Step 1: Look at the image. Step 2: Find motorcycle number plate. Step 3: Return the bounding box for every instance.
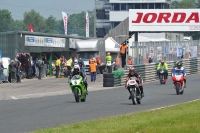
[130,81,135,84]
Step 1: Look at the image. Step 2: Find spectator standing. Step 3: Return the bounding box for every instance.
[89,59,97,82]
[106,52,112,73]
[128,56,133,65]
[66,57,73,76]
[55,58,61,78]
[36,58,44,80]
[78,58,86,76]
[15,58,21,83]
[115,55,120,68]
[9,60,17,83]
[96,56,103,74]
[120,43,128,68]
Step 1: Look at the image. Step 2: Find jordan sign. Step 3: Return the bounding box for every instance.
[129,9,200,32]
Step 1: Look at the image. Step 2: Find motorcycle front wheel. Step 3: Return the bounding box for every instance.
[74,87,80,102]
[176,84,180,95]
[131,89,137,105]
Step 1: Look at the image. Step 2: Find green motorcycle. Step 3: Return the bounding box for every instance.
[69,75,87,102]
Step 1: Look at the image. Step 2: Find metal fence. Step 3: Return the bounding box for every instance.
[129,41,200,65]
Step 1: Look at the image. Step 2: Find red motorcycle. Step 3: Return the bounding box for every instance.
[172,73,184,95]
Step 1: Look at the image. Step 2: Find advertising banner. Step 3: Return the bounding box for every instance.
[86,11,89,37]
[62,12,68,35]
[168,46,173,54]
[25,35,65,48]
[177,46,182,57]
[164,46,169,54]
[129,9,200,31]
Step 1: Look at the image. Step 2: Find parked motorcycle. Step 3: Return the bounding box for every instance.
[69,75,87,102]
[19,67,27,79]
[159,68,166,84]
[172,73,184,95]
[126,77,142,105]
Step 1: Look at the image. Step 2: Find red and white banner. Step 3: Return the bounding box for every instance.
[86,11,89,37]
[62,12,68,35]
[129,9,200,32]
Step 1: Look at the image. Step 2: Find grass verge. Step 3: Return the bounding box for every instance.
[32,100,200,133]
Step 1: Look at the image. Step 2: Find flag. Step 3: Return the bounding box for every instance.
[86,11,89,37]
[29,24,34,32]
[62,12,68,35]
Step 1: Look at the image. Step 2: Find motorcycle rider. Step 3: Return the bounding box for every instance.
[71,65,88,94]
[172,62,186,88]
[125,67,144,99]
[157,60,168,80]
[171,60,181,76]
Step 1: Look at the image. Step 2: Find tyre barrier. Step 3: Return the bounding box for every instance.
[103,73,114,87]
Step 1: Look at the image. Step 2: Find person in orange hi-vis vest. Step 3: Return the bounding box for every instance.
[120,43,128,68]
[128,56,133,65]
[89,59,97,82]
[115,56,120,68]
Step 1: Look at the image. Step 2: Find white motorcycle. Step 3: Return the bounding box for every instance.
[126,77,142,105]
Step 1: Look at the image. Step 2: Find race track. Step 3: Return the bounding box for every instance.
[0,74,200,133]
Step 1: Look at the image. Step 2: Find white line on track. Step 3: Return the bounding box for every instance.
[149,98,200,111]
[10,96,18,100]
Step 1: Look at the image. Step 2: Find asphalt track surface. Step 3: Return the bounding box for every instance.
[0,74,200,133]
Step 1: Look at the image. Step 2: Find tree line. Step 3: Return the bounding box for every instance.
[170,0,200,40]
[0,9,94,37]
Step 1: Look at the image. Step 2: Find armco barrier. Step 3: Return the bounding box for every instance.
[117,58,200,86]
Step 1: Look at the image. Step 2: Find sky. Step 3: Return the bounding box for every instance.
[0,0,95,20]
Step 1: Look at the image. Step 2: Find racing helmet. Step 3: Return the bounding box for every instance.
[161,59,165,65]
[74,59,78,63]
[177,62,182,69]
[129,66,135,73]
[73,65,79,74]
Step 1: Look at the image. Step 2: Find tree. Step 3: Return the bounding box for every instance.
[170,1,180,9]
[0,9,14,32]
[67,11,94,36]
[23,9,46,32]
[45,15,58,34]
[12,20,27,31]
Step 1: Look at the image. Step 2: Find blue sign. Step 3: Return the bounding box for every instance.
[0,50,2,59]
[27,37,35,42]
[46,38,52,43]
[177,46,182,57]
[164,46,169,54]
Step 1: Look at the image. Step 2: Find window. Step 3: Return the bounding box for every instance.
[164,3,169,9]
[96,28,106,37]
[96,10,105,19]
[79,52,96,61]
[135,3,140,9]
[141,3,147,9]
[128,3,134,9]
[121,3,127,10]
[149,3,154,9]
[155,3,161,9]
[114,3,120,11]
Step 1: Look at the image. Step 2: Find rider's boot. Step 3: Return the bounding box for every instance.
[128,88,132,100]
[139,86,144,97]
